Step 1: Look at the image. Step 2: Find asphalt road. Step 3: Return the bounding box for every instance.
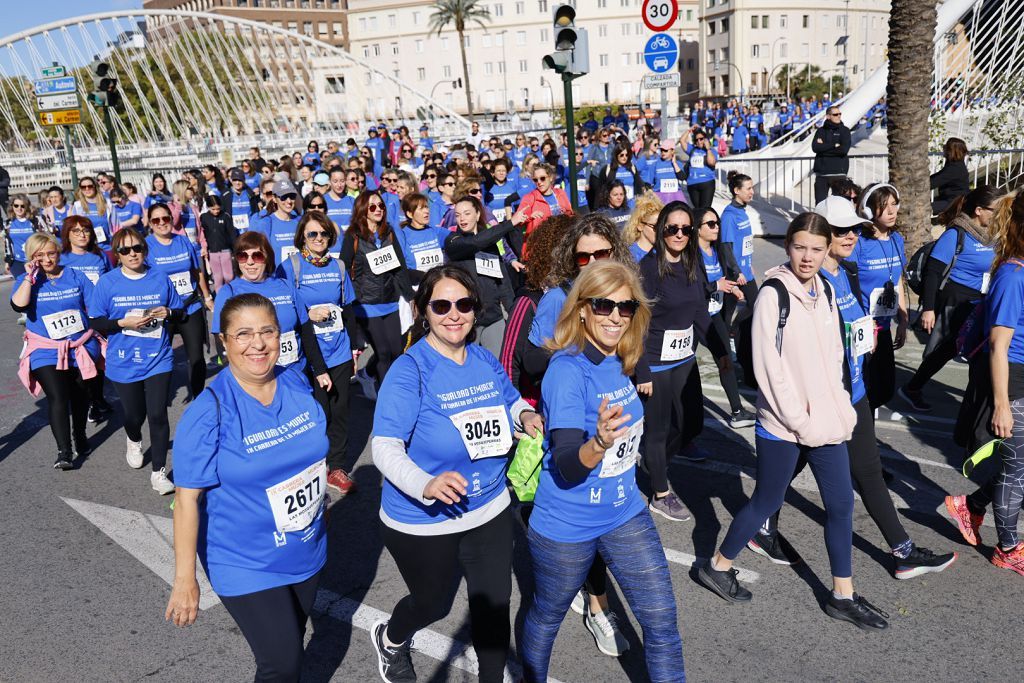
[0,238,1018,683]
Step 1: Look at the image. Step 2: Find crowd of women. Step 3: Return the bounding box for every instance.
[6,122,1023,683]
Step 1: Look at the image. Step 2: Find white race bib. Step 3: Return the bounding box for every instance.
[277,330,299,366]
[311,303,344,334]
[598,419,644,478]
[576,178,588,193]
[123,308,163,339]
[413,248,444,272]
[868,287,898,318]
[449,405,513,460]
[233,213,250,230]
[169,270,193,296]
[94,226,107,243]
[741,234,754,257]
[659,178,680,193]
[492,208,507,223]
[690,154,705,169]
[366,244,400,274]
[981,272,991,294]
[42,308,85,339]
[660,326,694,362]
[708,291,724,315]
[624,184,635,200]
[281,245,300,262]
[848,316,874,357]
[475,252,503,279]
[265,459,326,533]
[184,228,198,245]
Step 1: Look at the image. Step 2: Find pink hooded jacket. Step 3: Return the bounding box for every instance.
[753,265,856,446]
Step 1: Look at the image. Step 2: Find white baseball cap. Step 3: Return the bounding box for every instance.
[814,195,869,228]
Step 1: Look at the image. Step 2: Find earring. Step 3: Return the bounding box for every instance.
[579,316,585,323]
[421,319,429,331]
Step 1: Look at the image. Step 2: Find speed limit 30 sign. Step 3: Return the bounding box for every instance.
[642,0,678,33]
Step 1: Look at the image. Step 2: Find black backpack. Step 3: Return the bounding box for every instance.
[905,226,965,296]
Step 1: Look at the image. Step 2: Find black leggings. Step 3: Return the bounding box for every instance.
[642,360,696,493]
[357,311,404,383]
[111,372,172,471]
[86,368,111,409]
[687,180,716,210]
[220,571,321,683]
[31,365,89,452]
[710,313,743,412]
[382,507,514,683]
[167,310,207,399]
[866,326,896,409]
[907,299,976,392]
[722,280,759,388]
[309,361,352,471]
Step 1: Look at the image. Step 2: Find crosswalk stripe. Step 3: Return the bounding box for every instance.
[661,548,760,583]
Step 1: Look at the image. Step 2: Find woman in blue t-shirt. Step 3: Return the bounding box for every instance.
[593,180,631,229]
[370,266,542,683]
[522,260,684,682]
[166,293,329,681]
[88,228,186,494]
[681,127,718,209]
[400,192,449,285]
[10,233,100,469]
[851,183,909,409]
[71,177,112,250]
[601,144,643,210]
[5,194,46,285]
[902,185,1005,411]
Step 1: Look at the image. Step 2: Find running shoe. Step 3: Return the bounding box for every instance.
[698,562,752,603]
[825,593,889,631]
[151,468,175,495]
[648,492,692,521]
[53,449,73,471]
[675,443,710,462]
[327,468,357,496]
[17,313,26,326]
[944,494,983,546]
[73,432,90,459]
[991,543,1024,577]
[747,531,802,565]
[570,589,587,616]
[126,437,144,469]
[356,368,378,401]
[87,403,111,424]
[898,385,932,413]
[893,546,957,579]
[584,604,630,657]
[371,620,416,683]
[729,408,756,429]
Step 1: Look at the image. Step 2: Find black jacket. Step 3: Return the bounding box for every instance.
[443,220,518,327]
[0,165,9,207]
[200,212,236,253]
[930,161,969,206]
[812,120,851,175]
[340,230,413,306]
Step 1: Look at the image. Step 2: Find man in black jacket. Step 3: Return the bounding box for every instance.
[812,107,852,204]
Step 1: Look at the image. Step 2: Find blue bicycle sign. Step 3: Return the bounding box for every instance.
[643,33,678,74]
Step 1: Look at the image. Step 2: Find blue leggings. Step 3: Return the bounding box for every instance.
[720,436,855,577]
[522,510,684,683]
[994,398,1024,550]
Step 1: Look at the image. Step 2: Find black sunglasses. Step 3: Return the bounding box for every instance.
[309,203,326,209]
[831,225,861,237]
[701,220,720,229]
[116,244,144,255]
[574,248,614,267]
[588,297,640,318]
[663,224,694,238]
[305,230,330,239]
[427,297,477,316]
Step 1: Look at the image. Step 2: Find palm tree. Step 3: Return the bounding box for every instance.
[886,0,938,256]
[428,0,491,119]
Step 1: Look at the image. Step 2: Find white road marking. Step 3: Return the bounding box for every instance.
[661,548,760,583]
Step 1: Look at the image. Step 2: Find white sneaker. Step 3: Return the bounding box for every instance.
[126,437,144,469]
[17,313,27,326]
[570,589,587,615]
[151,468,175,495]
[584,604,630,657]
[356,368,378,401]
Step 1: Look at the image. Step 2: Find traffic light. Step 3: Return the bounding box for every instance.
[542,3,589,76]
[88,59,121,108]
[452,77,463,89]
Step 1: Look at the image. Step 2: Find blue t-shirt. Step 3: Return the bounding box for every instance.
[373,340,522,525]
[323,193,352,232]
[212,276,310,369]
[145,234,202,315]
[486,181,516,218]
[88,268,184,383]
[987,261,1024,364]
[701,245,726,316]
[849,233,905,323]
[614,167,637,208]
[14,268,100,370]
[650,160,683,195]
[429,198,452,230]
[143,193,170,212]
[530,348,646,542]
[76,202,111,246]
[819,266,867,405]
[6,218,36,262]
[401,225,450,273]
[114,201,143,230]
[630,242,650,263]
[720,203,754,280]
[599,205,631,230]
[685,146,715,185]
[50,205,71,232]
[930,227,994,293]
[278,255,356,369]
[61,250,110,285]
[227,190,253,230]
[256,214,301,266]
[573,169,590,208]
[173,366,328,596]
[528,285,568,347]
[542,193,562,216]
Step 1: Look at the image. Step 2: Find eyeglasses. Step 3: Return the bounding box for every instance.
[695,137,706,141]
[79,183,95,189]
[574,248,614,267]
[829,112,842,117]
[226,327,280,345]
[12,203,26,209]
[979,205,997,212]
[701,220,720,229]
[663,224,694,237]
[427,297,477,316]
[69,227,90,235]
[425,173,437,179]
[236,250,267,263]
[116,244,144,255]
[588,297,640,318]
[534,175,549,183]
[831,226,861,237]
[441,181,455,187]
[640,220,657,230]
[403,149,413,154]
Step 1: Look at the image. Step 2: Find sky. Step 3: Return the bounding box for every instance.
[2,0,141,40]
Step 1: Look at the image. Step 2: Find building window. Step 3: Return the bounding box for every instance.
[780,14,788,28]
[780,43,788,58]
[762,15,769,28]
[599,24,608,37]
[598,0,607,7]
[721,46,729,60]
[326,76,345,93]
[802,15,809,28]
[372,43,381,56]
[721,18,729,32]
[686,9,693,21]
[332,22,343,36]
[540,28,549,42]
[483,34,492,47]
[821,14,829,27]
[709,75,716,93]
[417,67,425,81]
[636,51,642,64]
[442,65,452,78]
[494,4,504,17]
[751,15,758,29]
[362,46,369,58]
[708,22,715,35]
[516,30,527,45]
[539,0,548,11]
[388,14,396,28]
[751,44,759,57]
[707,48,715,63]
[391,42,399,55]
[464,34,471,47]
[416,39,424,53]
[622,23,630,36]
[441,37,450,50]
[821,42,827,56]
[412,11,420,24]
[498,62,504,73]
[485,62,494,75]
[801,42,809,57]
[516,1,524,13]
[368,17,377,30]
[621,53,630,66]
[519,59,528,72]
[358,18,366,32]
[599,53,608,67]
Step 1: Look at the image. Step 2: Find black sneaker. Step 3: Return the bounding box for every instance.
[825,593,889,631]
[698,562,753,603]
[894,546,957,580]
[747,531,802,565]
[73,432,91,459]
[371,620,416,682]
[87,403,111,424]
[729,408,756,429]
[53,449,73,471]
[898,386,932,413]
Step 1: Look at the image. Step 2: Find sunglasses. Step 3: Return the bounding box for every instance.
[468,188,482,195]
[663,224,693,238]
[574,248,614,267]
[309,203,326,209]
[441,181,455,187]
[831,226,861,237]
[79,183,96,189]
[695,137,706,142]
[305,230,331,240]
[150,215,172,225]
[116,244,144,255]
[236,250,267,263]
[425,173,437,178]
[12,203,26,209]
[279,194,297,202]
[368,203,384,212]
[588,297,639,318]
[427,297,477,316]
[534,176,549,182]
[701,220,720,229]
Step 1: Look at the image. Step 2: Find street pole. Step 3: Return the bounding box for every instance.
[63,125,78,189]
[102,105,121,184]
[660,87,668,137]
[562,73,579,211]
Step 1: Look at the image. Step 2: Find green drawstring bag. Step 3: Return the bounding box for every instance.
[507,433,545,503]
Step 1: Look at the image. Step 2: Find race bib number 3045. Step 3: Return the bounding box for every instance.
[265,460,327,533]
[449,405,513,460]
